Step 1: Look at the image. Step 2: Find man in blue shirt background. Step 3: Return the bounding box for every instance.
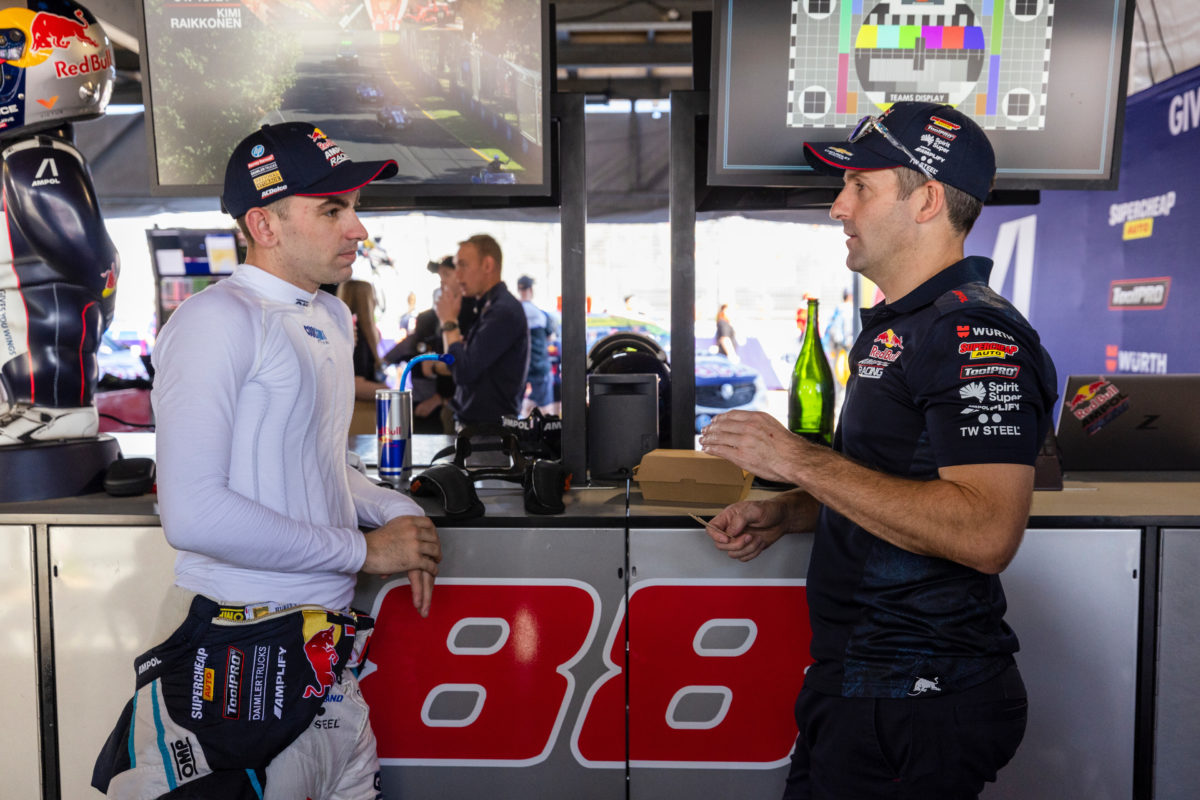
[434,234,529,427]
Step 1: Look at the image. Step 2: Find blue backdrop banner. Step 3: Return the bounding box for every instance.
[967,64,1200,384]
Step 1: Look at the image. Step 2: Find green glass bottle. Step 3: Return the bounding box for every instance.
[788,297,835,445]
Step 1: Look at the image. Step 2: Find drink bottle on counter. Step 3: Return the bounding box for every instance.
[788,297,835,445]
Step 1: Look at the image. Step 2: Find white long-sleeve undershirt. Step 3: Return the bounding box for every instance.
[151,264,421,609]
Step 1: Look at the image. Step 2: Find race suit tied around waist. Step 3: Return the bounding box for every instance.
[92,594,374,799]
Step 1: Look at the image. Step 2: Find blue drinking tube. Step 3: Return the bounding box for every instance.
[400,353,455,391]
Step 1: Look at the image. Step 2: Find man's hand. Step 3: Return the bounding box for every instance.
[699,410,814,485]
[414,394,443,417]
[706,498,793,562]
[363,516,441,616]
[435,281,463,324]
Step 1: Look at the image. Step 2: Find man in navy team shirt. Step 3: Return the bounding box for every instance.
[699,102,1057,799]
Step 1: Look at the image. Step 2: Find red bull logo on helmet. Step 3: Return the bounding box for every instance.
[0,6,100,69]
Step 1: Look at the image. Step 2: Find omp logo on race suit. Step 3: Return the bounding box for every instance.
[959,341,1018,360]
[1168,85,1200,135]
[1109,191,1175,240]
[360,578,810,768]
[170,737,198,780]
[191,647,210,720]
[1108,278,1170,310]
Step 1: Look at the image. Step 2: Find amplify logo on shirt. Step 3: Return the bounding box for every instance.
[303,325,329,344]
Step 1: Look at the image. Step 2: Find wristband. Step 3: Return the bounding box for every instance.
[441,320,459,333]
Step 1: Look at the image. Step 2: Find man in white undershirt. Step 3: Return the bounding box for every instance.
[94,122,442,800]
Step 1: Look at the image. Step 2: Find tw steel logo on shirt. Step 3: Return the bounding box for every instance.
[358,579,811,768]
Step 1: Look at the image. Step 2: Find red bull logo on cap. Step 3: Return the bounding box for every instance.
[301,612,343,699]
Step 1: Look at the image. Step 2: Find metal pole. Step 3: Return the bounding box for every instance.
[553,91,587,481]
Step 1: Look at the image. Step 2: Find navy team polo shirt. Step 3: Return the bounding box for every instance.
[803,256,1058,699]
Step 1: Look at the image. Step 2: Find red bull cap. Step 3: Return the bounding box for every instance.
[222,121,399,217]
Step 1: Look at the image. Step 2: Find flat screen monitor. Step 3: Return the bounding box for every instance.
[136,0,552,209]
[709,0,1135,192]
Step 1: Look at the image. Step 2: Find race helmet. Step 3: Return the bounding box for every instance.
[0,0,113,136]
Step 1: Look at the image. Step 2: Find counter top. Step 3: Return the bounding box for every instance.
[3,474,1199,527]
[2,432,1198,527]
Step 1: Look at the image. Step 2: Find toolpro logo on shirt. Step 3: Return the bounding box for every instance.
[958,341,1019,360]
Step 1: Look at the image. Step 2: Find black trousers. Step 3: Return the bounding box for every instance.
[783,665,1027,800]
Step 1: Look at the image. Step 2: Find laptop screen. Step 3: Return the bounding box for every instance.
[1055,374,1200,471]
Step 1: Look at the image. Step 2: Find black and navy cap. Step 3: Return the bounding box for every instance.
[517,275,534,290]
[222,122,399,218]
[803,102,995,202]
[426,255,455,273]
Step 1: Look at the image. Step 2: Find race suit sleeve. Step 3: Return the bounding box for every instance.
[153,290,367,575]
[346,465,425,528]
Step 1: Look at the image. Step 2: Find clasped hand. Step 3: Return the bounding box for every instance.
[363,515,442,617]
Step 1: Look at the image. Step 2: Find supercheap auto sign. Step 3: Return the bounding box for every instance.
[967,64,1200,379]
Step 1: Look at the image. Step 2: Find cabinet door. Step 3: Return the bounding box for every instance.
[1,525,40,800]
[353,526,627,800]
[627,528,814,800]
[982,528,1141,800]
[50,525,177,800]
[1155,529,1200,800]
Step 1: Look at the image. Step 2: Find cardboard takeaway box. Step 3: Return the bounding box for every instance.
[633,449,754,505]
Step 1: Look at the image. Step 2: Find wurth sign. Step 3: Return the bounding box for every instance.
[359,578,811,768]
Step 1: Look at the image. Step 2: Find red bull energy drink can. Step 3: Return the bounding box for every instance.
[376,389,412,486]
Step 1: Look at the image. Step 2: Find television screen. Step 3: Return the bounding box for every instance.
[709,0,1135,192]
[137,0,551,208]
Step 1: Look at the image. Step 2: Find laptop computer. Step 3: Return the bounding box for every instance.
[1055,374,1200,471]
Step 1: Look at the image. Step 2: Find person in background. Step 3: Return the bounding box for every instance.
[433,234,529,427]
[384,256,460,434]
[338,279,390,435]
[398,290,419,339]
[715,303,739,363]
[93,122,441,799]
[698,102,1058,800]
[338,279,389,401]
[517,274,559,416]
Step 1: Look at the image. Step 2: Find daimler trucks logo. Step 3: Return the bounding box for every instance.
[1108,277,1170,310]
